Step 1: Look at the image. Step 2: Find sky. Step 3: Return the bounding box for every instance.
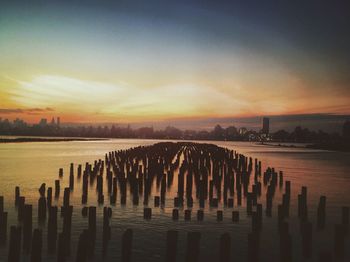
[0,0,349,127]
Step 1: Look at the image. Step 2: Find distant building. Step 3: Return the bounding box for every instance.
[39,118,47,126]
[343,121,350,139]
[262,117,270,134]
[51,117,56,126]
[57,117,61,127]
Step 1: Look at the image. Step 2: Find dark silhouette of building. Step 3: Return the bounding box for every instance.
[57,117,61,127]
[262,117,270,134]
[343,121,350,139]
[39,118,48,126]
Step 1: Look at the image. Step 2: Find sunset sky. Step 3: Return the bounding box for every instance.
[1,1,349,124]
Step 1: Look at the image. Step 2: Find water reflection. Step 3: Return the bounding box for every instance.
[0,140,349,261]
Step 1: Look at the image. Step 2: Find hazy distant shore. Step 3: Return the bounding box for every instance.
[0,137,109,143]
[261,142,350,152]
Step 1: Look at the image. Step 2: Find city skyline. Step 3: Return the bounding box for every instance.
[1,1,350,125]
[1,114,349,134]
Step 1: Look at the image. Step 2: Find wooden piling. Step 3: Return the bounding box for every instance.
[0,210,7,245]
[8,226,21,262]
[217,210,223,221]
[23,204,33,252]
[55,180,60,198]
[30,229,42,262]
[38,197,46,222]
[59,168,64,178]
[15,187,20,206]
[185,209,191,221]
[143,207,152,219]
[219,233,230,262]
[122,229,133,262]
[247,232,259,262]
[334,224,345,259]
[317,196,326,230]
[301,221,312,259]
[186,232,201,262]
[166,230,178,262]
[341,206,349,235]
[17,196,25,221]
[154,196,160,207]
[69,163,74,191]
[88,206,96,254]
[172,209,179,220]
[232,211,239,223]
[76,230,89,262]
[47,187,52,208]
[47,206,58,253]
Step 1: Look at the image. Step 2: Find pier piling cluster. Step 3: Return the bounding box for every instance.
[0,142,349,261]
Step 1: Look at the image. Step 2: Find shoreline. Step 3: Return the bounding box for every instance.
[260,142,350,152]
[0,137,109,143]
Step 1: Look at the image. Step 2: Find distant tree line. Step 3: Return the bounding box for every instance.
[272,126,342,143]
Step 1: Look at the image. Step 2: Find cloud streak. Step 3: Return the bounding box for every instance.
[0,107,54,114]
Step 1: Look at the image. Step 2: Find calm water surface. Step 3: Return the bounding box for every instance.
[0,139,349,261]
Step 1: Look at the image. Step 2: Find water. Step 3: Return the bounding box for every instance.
[0,139,349,261]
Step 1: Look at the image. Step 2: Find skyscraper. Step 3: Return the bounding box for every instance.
[262,117,270,134]
[57,117,60,127]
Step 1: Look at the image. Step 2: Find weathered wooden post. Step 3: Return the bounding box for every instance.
[88,206,96,254]
[103,207,112,255]
[47,187,52,208]
[55,180,60,198]
[154,196,160,207]
[186,232,201,262]
[166,230,178,262]
[185,209,192,221]
[38,196,46,223]
[122,229,133,262]
[15,187,20,206]
[8,226,21,262]
[0,208,7,245]
[62,205,73,257]
[69,163,74,191]
[17,196,25,221]
[30,229,42,262]
[172,209,179,220]
[301,221,312,259]
[23,204,33,252]
[232,211,239,223]
[317,196,326,230]
[197,210,204,221]
[47,206,58,253]
[217,210,223,221]
[334,224,345,259]
[57,232,65,262]
[219,233,230,262]
[77,164,82,179]
[247,232,259,262]
[341,206,349,235]
[143,207,152,219]
[59,168,64,178]
[76,230,89,262]
[279,221,292,262]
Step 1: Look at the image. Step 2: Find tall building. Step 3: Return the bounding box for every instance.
[262,117,270,134]
[39,118,48,126]
[57,117,60,127]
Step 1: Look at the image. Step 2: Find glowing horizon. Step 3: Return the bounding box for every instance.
[1,1,349,124]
